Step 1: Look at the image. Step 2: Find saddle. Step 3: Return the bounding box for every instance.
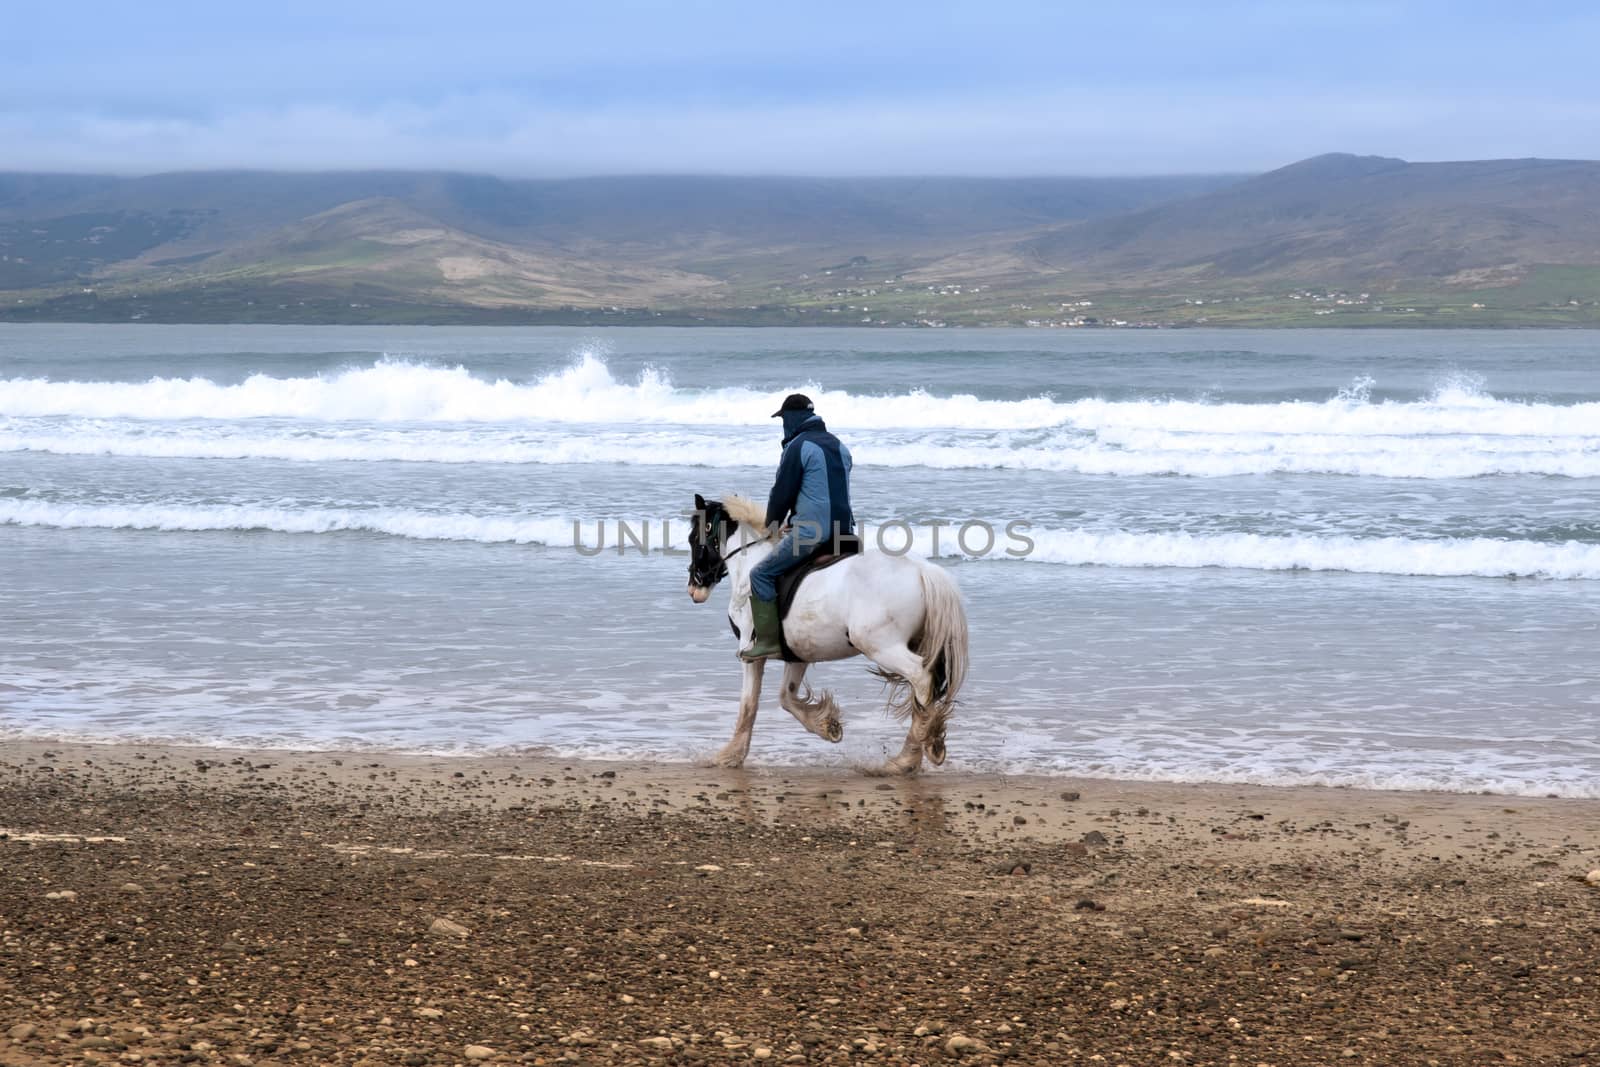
[775,532,862,662]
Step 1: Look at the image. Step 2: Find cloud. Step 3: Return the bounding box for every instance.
[7,3,1600,175]
[5,88,1600,177]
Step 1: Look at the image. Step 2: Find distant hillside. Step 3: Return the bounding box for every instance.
[0,170,1232,269]
[2,158,1598,326]
[0,170,1237,321]
[1021,154,1600,287]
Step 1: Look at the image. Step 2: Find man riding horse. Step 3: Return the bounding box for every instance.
[741,393,855,662]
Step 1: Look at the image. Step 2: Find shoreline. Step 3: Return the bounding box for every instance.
[3,735,1599,815]
[4,738,1599,1065]
[6,736,1599,853]
[6,731,1594,804]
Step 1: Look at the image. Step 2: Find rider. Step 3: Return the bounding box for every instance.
[741,393,855,662]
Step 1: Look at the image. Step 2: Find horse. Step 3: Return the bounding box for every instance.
[685,493,969,775]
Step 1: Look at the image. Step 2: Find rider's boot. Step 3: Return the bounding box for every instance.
[740,597,783,662]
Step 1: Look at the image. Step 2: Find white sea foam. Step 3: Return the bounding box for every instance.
[0,354,1064,429]
[7,500,1598,578]
[0,499,587,546]
[5,356,1598,478]
[6,420,1600,478]
[0,423,760,469]
[975,527,1600,580]
[4,720,1595,799]
[4,354,1598,439]
[970,754,1600,799]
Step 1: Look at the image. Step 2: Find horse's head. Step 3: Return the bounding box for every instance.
[686,493,730,603]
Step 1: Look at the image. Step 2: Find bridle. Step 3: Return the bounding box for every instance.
[688,502,759,589]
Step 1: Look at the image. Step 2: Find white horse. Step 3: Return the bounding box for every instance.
[685,493,969,774]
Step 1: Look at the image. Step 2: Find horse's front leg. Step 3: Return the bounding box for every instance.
[777,661,844,743]
[712,658,765,768]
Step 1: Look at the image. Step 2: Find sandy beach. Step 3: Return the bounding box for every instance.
[2,741,1598,1066]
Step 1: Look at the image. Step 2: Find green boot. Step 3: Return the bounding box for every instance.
[740,597,783,662]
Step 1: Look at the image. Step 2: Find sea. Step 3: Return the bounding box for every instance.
[2,324,1597,798]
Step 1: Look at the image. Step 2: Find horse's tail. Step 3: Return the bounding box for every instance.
[916,562,969,764]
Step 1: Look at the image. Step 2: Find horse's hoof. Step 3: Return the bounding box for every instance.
[928,736,947,765]
[823,719,843,743]
[876,758,928,777]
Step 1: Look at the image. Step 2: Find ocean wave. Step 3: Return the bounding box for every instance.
[5,355,1600,445]
[7,499,1599,579]
[0,500,587,546]
[5,417,1599,479]
[0,353,1062,429]
[992,527,1600,579]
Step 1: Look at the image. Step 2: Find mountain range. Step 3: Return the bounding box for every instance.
[3,155,1597,326]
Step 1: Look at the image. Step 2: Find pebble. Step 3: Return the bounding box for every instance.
[45,889,79,901]
[1585,869,1600,884]
[7,1023,37,1040]
[463,1045,495,1060]
[945,1034,990,1055]
[639,1036,674,1049]
[118,882,144,893]
[752,1048,772,1060]
[429,918,470,938]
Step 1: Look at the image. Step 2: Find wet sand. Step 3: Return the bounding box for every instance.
[3,739,1598,1066]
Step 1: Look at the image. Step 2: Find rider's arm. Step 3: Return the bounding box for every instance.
[765,441,804,530]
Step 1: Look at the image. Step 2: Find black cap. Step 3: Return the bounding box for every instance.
[771,393,815,418]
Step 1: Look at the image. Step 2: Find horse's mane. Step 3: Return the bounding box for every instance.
[721,494,775,539]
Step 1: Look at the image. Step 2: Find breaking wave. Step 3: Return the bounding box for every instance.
[2,353,1595,433]
[4,357,1599,478]
[7,500,1598,579]
[5,421,1596,478]
[0,353,1062,429]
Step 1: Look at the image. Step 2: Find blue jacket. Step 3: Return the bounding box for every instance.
[766,414,854,546]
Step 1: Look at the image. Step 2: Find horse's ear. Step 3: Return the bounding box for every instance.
[694,493,706,511]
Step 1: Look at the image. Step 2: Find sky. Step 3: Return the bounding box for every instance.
[6,1,1599,176]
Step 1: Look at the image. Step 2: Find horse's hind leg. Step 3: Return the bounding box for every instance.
[860,642,934,775]
[778,661,843,743]
[878,730,924,777]
[712,659,765,768]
